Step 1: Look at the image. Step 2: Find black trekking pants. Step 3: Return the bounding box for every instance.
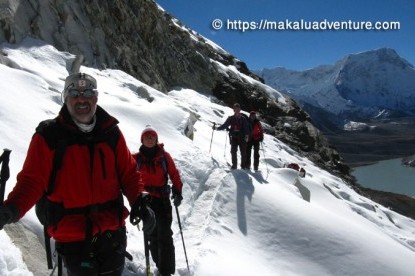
[148,197,176,275]
[230,135,247,169]
[246,140,260,170]
[55,227,127,276]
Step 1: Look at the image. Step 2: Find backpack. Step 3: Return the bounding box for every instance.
[251,120,263,141]
[34,119,121,273]
[286,163,306,178]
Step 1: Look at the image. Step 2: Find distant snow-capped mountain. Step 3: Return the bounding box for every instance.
[257,48,415,129]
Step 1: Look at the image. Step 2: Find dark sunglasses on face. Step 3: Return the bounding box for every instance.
[66,88,98,98]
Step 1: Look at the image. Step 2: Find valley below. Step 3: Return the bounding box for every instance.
[323,117,415,167]
[321,117,415,219]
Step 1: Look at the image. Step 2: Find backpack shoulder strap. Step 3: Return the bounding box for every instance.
[136,154,143,170]
[36,119,69,194]
[47,139,67,195]
[35,119,67,271]
[160,152,168,181]
[105,127,120,153]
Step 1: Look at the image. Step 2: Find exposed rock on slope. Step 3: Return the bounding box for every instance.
[0,0,349,178]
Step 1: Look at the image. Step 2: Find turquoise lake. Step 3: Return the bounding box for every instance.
[351,158,415,197]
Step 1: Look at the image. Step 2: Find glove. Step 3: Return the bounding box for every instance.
[0,204,19,230]
[130,194,156,234]
[260,136,264,142]
[172,187,183,207]
[212,125,216,130]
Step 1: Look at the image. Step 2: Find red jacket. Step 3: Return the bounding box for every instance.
[5,106,143,242]
[133,144,182,198]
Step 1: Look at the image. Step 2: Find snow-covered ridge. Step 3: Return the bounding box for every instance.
[1,39,415,275]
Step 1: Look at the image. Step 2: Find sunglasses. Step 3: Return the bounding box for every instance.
[66,88,98,98]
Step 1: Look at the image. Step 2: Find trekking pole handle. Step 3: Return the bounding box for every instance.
[0,149,12,204]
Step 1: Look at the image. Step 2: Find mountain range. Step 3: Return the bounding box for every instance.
[257,49,415,165]
[257,48,415,130]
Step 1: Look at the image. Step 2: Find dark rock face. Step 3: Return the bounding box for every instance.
[0,0,346,175]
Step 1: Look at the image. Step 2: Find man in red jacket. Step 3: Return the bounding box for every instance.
[133,125,183,276]
[0,73,155,275]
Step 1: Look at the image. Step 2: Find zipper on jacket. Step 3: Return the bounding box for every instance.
[99,148,107,179]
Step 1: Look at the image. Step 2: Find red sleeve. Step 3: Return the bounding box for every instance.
[5,134,52,218]
[115,131,143,206]
[165,152,183,193]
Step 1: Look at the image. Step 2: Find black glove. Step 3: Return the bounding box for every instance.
[0,204,19,230]
[172,187,183,207]
[260,136,264,142]
[130,194,156,234]
[212,125,216,130]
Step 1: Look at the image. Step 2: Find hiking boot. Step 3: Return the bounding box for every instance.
[231,165,237,170]
[155,270,171,276]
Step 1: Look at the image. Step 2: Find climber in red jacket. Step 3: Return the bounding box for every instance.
[246,111,264,171]
[133,125,183,276]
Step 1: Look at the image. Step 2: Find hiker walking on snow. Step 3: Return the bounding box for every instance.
[133,125,183,276]
[0,73,155,276]
[213,103,250,169]
[246,111,264,171]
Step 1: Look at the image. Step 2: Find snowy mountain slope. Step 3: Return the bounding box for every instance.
[258,48,415,126]
[0,39,415,275]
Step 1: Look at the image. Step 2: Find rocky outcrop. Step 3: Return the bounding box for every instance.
[0,1,350,182]
[0,0,260,92]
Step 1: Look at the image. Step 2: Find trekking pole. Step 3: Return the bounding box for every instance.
[209,123,216,153]
[224,130,228,158]
[175,206,190,274]
[0,149,12,204]
[260,142,269,178]
[143,231,151,276]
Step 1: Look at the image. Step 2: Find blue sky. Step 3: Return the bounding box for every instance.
[157,0,415,71]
